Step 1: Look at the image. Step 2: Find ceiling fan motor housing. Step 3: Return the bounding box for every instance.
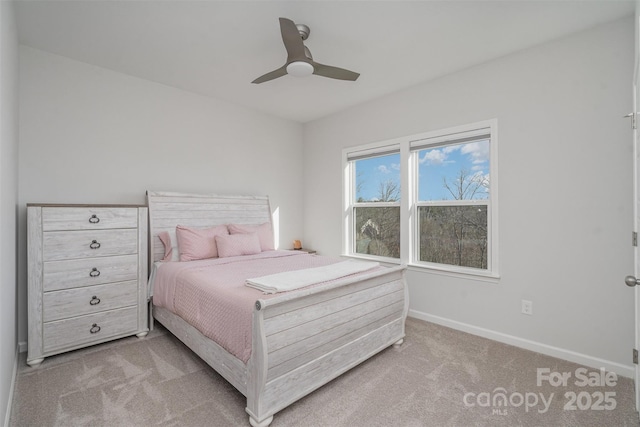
[296,23,310,40]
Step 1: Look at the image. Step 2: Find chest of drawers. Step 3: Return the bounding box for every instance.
[27,204,148,366]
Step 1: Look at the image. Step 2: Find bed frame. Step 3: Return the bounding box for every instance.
[146,191,408,427]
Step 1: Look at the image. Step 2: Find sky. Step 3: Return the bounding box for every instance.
[355,139,490,202]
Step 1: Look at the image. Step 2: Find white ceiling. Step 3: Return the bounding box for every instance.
[16,1,635,123]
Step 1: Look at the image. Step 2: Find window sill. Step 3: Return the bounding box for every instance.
[406,262,500,283]
[342,253,500,283]
[341,253,401,268]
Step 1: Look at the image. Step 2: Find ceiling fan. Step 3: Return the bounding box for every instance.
[252,17,360,84]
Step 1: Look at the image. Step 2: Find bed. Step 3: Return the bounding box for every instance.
[146,191,408,427]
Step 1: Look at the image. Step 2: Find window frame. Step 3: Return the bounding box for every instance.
[343,120,499,279]
[409,122,497,277]
[343,142,402,264]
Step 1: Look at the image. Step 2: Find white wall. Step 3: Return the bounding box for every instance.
[303,17,635,373]
[0,0,19,423]
[17,46,304,344]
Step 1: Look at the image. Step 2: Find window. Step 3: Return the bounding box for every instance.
[343,120,498,277]
[346,150,401,260]
[413,133,491,271]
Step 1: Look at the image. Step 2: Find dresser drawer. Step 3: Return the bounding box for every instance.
[43,280,138,322]
[43,254,138,292]
[42,207,138,231]
[43,229,138,261]
[43,306,138,353]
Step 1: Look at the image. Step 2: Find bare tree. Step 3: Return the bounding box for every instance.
[356,171,365,202]
[420,170,488,268]
[377,179,400,202]
[442,169,488,201]
[355,179,401,258]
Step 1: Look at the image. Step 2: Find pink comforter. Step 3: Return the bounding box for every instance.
[151,250,344,363]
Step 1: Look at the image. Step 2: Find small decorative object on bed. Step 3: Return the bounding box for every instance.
[147,191,408,427]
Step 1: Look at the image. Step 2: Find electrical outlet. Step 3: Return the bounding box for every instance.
[521,300,533,315]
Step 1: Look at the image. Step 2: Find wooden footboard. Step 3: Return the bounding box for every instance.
[246,265,408,427]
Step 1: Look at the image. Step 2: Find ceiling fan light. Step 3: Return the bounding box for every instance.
[286,61,314,77]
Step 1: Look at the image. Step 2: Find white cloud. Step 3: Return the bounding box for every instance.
[460,141,489,164]
[377,165,391,174]
[442,145,461,154]
[420,148,451,165]
[419,140,489,168]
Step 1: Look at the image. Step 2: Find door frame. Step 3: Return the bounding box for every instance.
[633,0,640,412]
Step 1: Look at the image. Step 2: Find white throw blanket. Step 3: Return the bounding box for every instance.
[246,260,380,294]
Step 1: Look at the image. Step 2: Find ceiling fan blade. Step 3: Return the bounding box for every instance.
[311,62,360,81]
[252,65,287,84]
[279,17,306,61]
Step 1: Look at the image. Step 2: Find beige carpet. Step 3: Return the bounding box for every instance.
[9,317,640,426]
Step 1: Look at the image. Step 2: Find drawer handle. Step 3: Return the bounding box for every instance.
[89,323,101,334]
[89,296,101,305]
[89,214,100,224]
[89,268,100,277]
[89,240,101,249]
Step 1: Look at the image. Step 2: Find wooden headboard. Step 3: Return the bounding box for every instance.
[146,191,273,263]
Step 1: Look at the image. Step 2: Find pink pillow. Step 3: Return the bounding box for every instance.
[158,231,174,262]
[215,233,262,258]
[176,225,229,261]
[228,223,274,251]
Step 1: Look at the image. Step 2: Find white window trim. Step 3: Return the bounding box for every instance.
[343,119,499,280]
[342,140,402,263]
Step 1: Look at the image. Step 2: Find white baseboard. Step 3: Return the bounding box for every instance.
[17,342,26,354]
[409,309,635,379]
[3,345,19,427]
